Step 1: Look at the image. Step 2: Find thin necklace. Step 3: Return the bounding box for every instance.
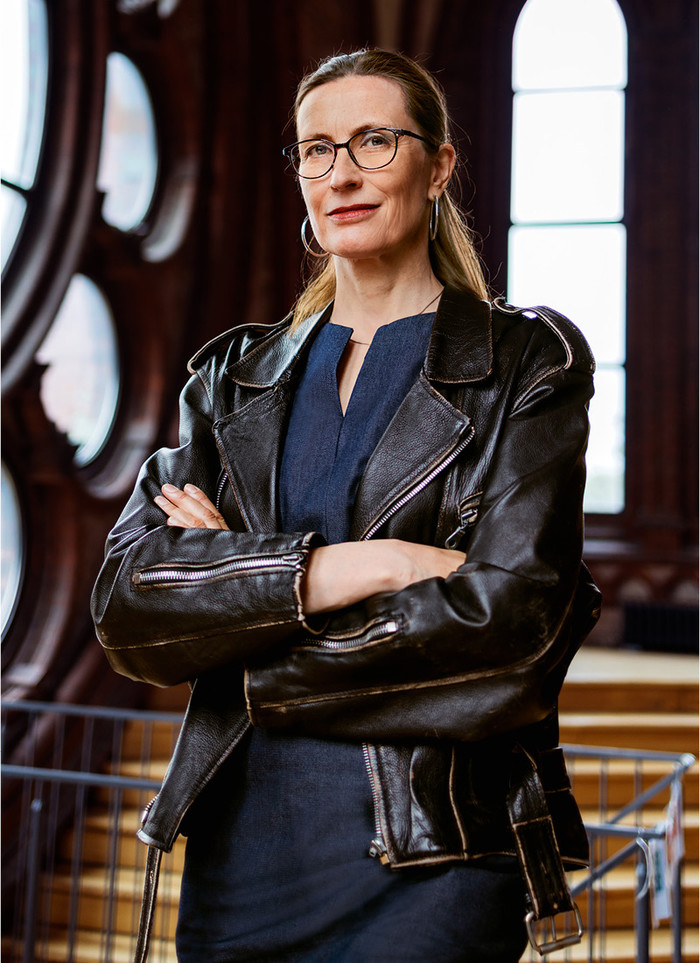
[348,289,443,345]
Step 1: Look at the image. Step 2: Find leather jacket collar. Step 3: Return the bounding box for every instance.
[225,287,493,389]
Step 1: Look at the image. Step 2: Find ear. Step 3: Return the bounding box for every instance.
[430,143,456,196]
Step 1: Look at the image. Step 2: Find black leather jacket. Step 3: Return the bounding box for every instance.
[92,287,600,936]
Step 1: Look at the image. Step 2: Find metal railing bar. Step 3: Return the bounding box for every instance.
[584,823,666,840]
[606,768,693,825]
[2,765,162,791]
[22,798,43,963]
[66,782,88,963]
[103,786,123,963]
[570,839,642,896]
[672,857,683,963]
[563,744,696,767]
[2,700,184,723]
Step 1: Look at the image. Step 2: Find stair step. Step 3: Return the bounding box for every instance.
[118,720,182,760]
[59,812,186,872]
[577,808,698,861]
[520,927,699,962]
[566,758,699,807]
[562,650,699,714]
[2,929,178,963]
[46,865,182,938]
[559,713,698,753]
[568,866,699,927]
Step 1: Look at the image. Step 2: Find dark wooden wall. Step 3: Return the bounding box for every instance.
[1,0,697,711]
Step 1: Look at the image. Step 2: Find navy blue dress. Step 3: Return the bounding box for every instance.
[176,315,527,962]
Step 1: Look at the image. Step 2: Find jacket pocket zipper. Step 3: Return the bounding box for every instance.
[357,427,475,858]
[301,618,400,651]
[445,492,482,549]
[133,552,304,586]
[361,426,475,540]
[362,743,389,864]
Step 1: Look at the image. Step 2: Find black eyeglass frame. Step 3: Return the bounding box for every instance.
[282,127,436,179]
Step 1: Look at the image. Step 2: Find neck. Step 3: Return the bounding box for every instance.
[331,252,443,341]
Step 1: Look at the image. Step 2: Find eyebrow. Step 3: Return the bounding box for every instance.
[297,122,394,142]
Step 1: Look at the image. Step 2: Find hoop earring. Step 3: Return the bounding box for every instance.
[301,216,326,257]
[429,196,440,242]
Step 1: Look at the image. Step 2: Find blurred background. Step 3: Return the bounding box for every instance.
[0,2,697,959]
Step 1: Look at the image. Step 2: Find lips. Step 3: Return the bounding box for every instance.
[327,204,379,219]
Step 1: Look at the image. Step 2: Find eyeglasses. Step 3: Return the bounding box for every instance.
[282,127,434,179]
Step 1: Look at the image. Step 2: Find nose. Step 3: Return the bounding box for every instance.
[329,146,361,189]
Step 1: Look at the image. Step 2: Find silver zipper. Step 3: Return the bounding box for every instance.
[445,492,482,549]
[133,552,304,586]
[303,619,399,651]
[362,743,389,863]
[215,471,228,510]
[361,426,475,540]
[357,426,475,860]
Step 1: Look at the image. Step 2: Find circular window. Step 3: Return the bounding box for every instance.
[1,463,24,638]
[97,52,159,231]
[36,275,120,466]
[1,188,28,274]
[1,0,49,272]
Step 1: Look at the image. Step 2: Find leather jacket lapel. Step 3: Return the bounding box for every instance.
[216,306,330,533]
[351,288,493,540]
[350,375,473,540]
[214,385,293,533]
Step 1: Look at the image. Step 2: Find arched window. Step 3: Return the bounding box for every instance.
[0,0,48,273]
[98,52,159,231]
[508,0,627,514]
[36,275,120,466]
[1,463,24,639]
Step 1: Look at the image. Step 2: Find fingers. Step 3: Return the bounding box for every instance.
[154,483,229,530]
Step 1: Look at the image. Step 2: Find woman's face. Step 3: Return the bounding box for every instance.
[295,75,454,265]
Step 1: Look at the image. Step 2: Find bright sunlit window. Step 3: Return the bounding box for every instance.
[1,463,24,638]
[508,0,627,514]
[36,275,121,465]
[0,0,48,273]
[97,52,158,231]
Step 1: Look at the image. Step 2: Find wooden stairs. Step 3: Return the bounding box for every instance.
[4,647,698,963]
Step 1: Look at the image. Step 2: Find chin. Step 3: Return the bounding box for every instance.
[326,236,395,261]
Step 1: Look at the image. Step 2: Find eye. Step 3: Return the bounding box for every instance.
[358,129,393,150]
[303,140,333,159]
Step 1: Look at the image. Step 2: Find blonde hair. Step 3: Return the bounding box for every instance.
[290,49,489,331]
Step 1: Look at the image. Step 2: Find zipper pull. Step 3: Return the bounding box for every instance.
[368,836,389,864]
[445,500,480,549]
[281,552,304,565]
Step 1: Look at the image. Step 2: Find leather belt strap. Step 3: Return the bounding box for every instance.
[507,745,583,955]
[133,845,162,963]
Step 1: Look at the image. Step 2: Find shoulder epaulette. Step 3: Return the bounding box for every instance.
[492,297,595,373]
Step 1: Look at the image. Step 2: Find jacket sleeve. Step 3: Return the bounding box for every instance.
[90,365,323,688]
[244,335,601,742]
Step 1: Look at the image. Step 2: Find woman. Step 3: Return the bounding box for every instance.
[92,49,600,963]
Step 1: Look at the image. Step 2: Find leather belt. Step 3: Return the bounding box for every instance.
[508,745,583,955]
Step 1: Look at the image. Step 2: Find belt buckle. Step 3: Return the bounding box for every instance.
[525,903,583,956]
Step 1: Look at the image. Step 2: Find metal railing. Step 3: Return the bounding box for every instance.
[1,701,696,963]
[1,700,185,963]
[525,745,696,962]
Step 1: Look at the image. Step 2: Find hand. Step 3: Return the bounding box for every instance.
[302,539,466,614]
[154,484,230,530]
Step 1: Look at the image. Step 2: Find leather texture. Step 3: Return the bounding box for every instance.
[91,287,601,955]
